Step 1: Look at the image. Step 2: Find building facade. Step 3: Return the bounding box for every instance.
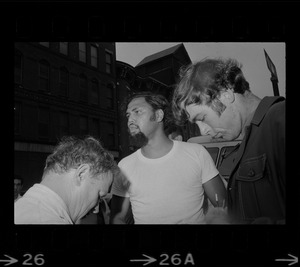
[14,42,118,192]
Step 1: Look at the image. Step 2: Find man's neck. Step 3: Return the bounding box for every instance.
[236,91,261,138]
[41,173,70,206]
[141,134,174,159]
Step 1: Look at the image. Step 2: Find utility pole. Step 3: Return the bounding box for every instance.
[264,49,280,96]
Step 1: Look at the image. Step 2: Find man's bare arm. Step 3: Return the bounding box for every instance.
[203,175,227,208]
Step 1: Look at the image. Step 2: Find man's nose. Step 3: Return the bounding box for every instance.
[127,114,135,124]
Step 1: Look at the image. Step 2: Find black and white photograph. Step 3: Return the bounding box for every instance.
[14,42,286,225]
[6,1,299,266]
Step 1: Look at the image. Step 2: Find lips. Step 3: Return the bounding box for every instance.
[128,123,138,129]
[128,124,139,133]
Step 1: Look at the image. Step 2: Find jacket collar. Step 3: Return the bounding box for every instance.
[251,96,285,126]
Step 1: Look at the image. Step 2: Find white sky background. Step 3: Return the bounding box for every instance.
[116,42,286,99]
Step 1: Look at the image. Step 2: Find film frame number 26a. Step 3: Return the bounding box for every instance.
[160,253,195,265]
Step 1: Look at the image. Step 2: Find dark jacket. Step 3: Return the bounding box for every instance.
[227,96,285,224]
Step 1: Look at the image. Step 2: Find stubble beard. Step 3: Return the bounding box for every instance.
[128,114,156,148]
[128,130,149,148]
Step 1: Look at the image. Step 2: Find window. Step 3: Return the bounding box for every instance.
[105,83,114,109]
[79,42,86,63]
[14,102,21,134]
[59,42,68,55]
[39,42,49,47]
[91,44,98,68]
[105,50,113,73]
[79,116,88,136]
[91,79,99,105]
[100,121,115,149]
[59,112,69,137]
[15,50,23,84]
[38,107,50,138]
[39,60,50,92]
[100,83,114,109]
[59,67,69,97]
[79,74,88,102]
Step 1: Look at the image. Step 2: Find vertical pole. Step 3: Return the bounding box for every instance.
[271,76,279,96]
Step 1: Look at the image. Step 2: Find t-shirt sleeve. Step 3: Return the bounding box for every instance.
[198,145,219,184]
[110,162,131,198]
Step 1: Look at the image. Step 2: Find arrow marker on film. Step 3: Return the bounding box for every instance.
[275,254,298,266]
[0,255,18,266]
[130,254,157,266]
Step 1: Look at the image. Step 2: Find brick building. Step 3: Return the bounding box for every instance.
[14,42,118,192]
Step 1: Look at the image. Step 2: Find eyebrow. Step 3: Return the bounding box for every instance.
[126,107,142,114]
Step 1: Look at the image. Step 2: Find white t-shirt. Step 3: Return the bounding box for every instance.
[14,184,73,224]
[111,140,219,224]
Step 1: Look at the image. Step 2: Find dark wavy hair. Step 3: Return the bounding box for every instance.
[172,58,250,126]
[44,136,118,178]
[121,91,173,127]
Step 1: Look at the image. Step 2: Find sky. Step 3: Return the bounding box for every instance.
[116,42,285,99]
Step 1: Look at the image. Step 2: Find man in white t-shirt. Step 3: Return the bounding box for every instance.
[110,92,227,224]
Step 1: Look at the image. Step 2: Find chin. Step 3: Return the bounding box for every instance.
[129,131,149,148]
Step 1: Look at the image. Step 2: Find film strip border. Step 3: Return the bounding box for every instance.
[1,226,297,266]
[12,1,293,41]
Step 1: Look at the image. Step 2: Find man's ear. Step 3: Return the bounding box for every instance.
[75,164,90,185]
[155,109,164,122]
[219,89,235,105]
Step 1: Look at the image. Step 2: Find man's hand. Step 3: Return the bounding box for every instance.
[204,206,230,224]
